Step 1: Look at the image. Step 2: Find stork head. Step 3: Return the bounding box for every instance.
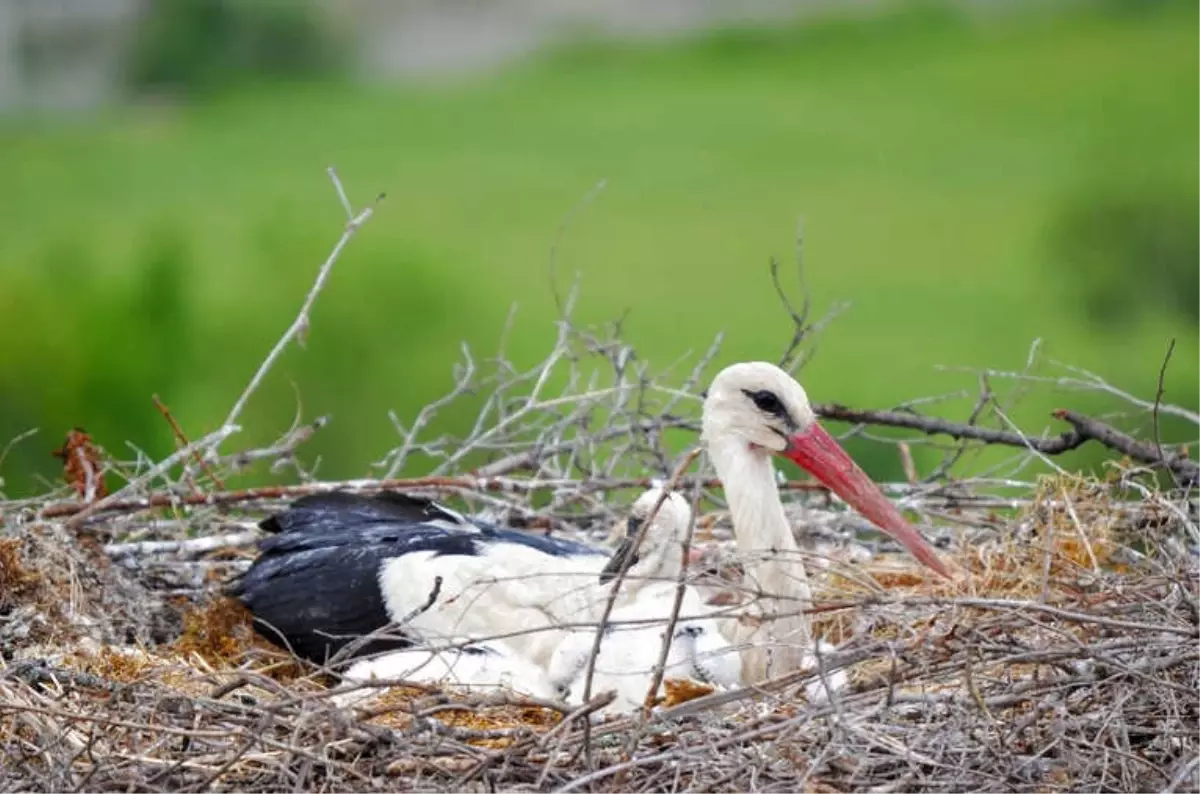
[702,362,817,454]
[702,361,952,579]
[600,487,693,585]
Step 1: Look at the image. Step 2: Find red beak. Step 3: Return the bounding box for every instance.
[782,423,953,579]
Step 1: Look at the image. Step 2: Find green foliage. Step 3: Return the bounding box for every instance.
[1049,185,1199,328]
[126,0,344,96]
[0,225,195,486]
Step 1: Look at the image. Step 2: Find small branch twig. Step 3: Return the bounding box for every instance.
[1053,409,1197,485]
[102,530,259,560]
[153,394,225,491]
[638,478,701,718]
[326,576,444,668]
[217,168,382,451]
[939,361,1200,425]
[816,402,1199,484]
[1153,337,1176,468]
[382,344,476,478]
[219,416,329,473]
[548,179,607,318]
[64,425,241,530]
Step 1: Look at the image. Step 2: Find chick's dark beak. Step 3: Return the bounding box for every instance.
[599,515,644,584]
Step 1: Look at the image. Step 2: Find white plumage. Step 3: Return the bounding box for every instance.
[547,583,741,714]
[797,643,849,704]
[378,488,695,670]
[333,638,557,707]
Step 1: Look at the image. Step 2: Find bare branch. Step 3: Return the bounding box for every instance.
[1053,408,1198,484]
[1153,337,1177,467]
[548,178,607,318]
[64,424,240,530]
[102,530,258,560]
[217,169,382,447]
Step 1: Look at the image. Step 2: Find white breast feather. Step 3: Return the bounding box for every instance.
[378,546,612,669]
[547,584,742,714]
[333,639,556,707]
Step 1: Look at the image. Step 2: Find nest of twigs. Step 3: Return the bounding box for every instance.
[1,470,1197,793]
[1,174,1196,792]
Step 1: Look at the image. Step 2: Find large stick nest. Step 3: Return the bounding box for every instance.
[1,178,1196,792]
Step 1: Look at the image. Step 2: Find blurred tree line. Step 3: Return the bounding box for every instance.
[127,0,346,96]
[1050,184,1198,329]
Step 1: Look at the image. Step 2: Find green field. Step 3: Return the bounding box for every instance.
[1,3,1196,494]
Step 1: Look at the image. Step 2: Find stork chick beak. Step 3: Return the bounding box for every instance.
[781,423,953,579]
[599,515,643,584]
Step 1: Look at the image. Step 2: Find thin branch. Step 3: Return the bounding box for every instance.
[0,427,40,492]
[548,179,608,318]
[381,343,476,478]
[1164,756,1200,794]
[637,477,701,717]
[102,530,259,560]
[153,394,225,491]
[1053,409,1197,484]
[938,362,1200,425]
[326,576,444,667]
[63,425,240,530]
[218,416,329,473]
[580,448,702,706]
[217,168,382,447]
[1153,337,1177,468]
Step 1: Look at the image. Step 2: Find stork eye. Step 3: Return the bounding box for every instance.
[743,389,786,418]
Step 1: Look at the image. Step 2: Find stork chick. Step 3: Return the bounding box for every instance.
[547,584,741,714]
[332,638,556,708]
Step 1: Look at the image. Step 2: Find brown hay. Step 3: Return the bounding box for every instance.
[0,537,40,607]
[172,597,257,664]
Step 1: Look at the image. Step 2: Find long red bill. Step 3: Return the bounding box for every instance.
[782,423,953,579]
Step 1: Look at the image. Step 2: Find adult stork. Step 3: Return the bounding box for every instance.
[235,361,950,683]
[699,361,953,681]
[231,488,694,667]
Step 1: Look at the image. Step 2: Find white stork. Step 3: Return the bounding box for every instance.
[232,488,694,668]
[699,361,953,681]
[235,361,951,690]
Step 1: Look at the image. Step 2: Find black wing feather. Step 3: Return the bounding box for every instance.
[233,543,405,663]
[260,491,464,535]
[481,526,607,558]
[236,492,607,663]
[230,523,483,663]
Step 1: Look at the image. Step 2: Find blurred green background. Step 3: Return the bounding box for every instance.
[1,0,1196,496]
